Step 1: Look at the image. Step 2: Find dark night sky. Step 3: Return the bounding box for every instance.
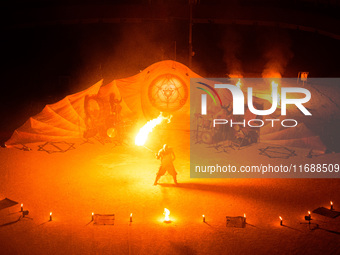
[1,0,340,143]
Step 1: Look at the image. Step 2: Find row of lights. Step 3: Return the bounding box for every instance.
[20,201,335,224]
[280,201,334,226]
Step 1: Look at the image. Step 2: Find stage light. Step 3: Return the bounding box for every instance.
[297,72,309,86]
[300,72,308,81]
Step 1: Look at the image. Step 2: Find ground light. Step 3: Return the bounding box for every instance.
[305,211,311,224]
[163,208,171,223]
[24,202,336,227]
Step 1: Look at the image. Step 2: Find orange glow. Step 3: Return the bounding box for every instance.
[130,213,133,217]
[279,216,282,220]
[308,211,311,215]
[21,203,23,207]
[300,72,308,81]
[244,213,246,218]
[92,212,94,216]
[262,71,282,79]
[50,212,52,216]
[331,201,333,205]
[228,74,243,78]
[135,113,172,146]
[164,208,170,222]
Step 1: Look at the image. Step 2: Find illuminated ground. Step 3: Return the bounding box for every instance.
[0,129,339,255]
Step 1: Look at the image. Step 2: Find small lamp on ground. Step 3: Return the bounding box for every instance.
[304,211,311,223]
[164,208,171,223]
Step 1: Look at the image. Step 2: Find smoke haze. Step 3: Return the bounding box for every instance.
[220,27,244,78]
[260,30,294,78]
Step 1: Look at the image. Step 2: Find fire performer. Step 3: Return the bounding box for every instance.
[154,144,177,185]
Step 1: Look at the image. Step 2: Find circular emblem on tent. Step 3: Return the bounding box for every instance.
[148,74,188,112]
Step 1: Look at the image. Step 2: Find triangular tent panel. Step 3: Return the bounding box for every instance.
[6,79,103,144]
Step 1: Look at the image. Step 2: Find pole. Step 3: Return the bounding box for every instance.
[174,41,177,61]
[188,1,193,68]
[142,145,154,153]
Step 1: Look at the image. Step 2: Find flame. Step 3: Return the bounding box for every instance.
[130,213,133,217]
[262,71,282,79]
[164,208,170,222]
[50,212,52,216]
[279,216,282,220]
[308,211,311,215]
[244,213,246,218]
[135,113,172,146]
[92,212,94,216]
[236,79,242,89]
[229,74,243,78]
[331,201,333,205]
[21,203,23,207]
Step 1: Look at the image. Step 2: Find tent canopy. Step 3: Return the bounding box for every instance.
[5,60,327,153]
[6,61,200,145]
